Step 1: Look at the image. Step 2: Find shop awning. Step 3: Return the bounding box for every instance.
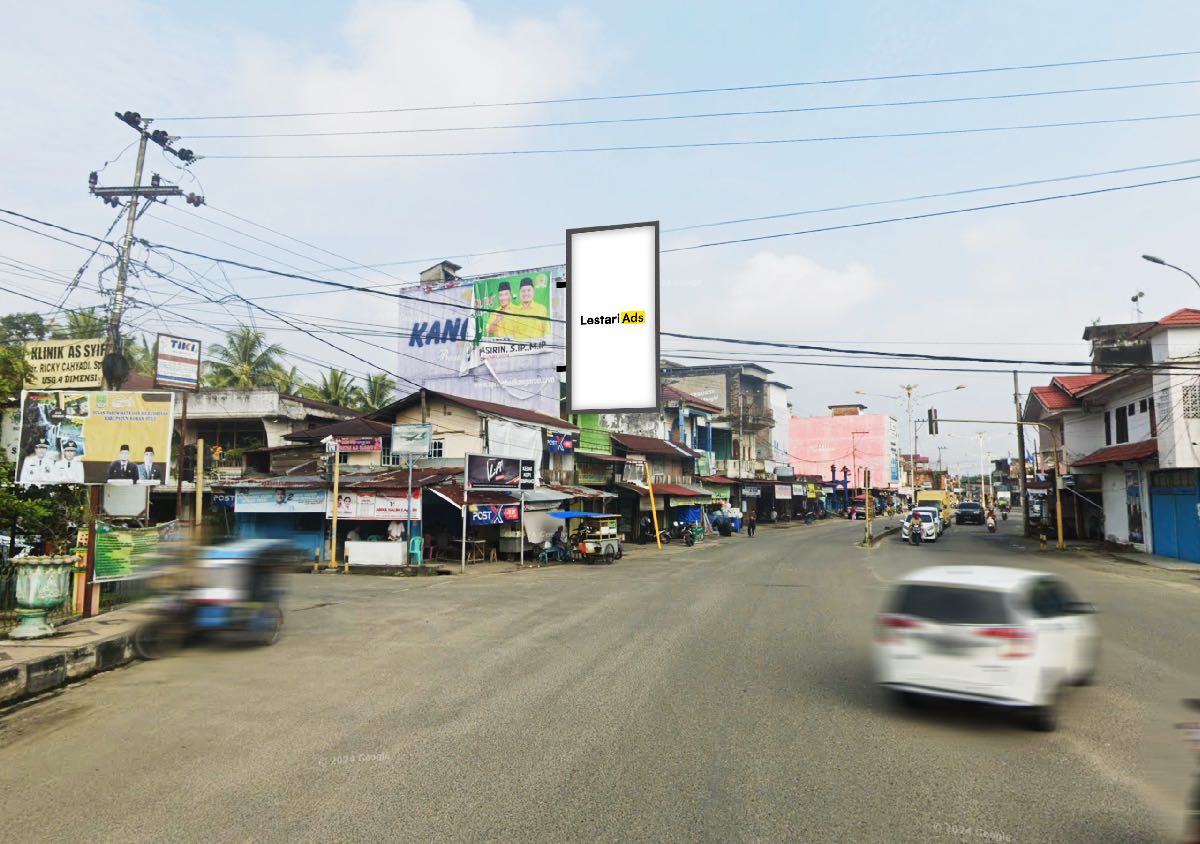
[698,475,740,486]
[617,482,711,500]
[427,483,517,510]
[547,484,617,499]
[576,452,627,463]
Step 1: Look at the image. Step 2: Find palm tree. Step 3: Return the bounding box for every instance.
[354,373,396,411]
[204,326,284,389]
[302,368,358,408]
[125,336,154,375]
[51,308,106,340]
[272,365,303,395]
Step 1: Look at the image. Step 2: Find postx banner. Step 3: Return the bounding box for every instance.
[566,221,660,414]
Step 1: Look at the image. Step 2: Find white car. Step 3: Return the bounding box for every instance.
[912,506,944,536]
[872,566,1100,731]
[900,511,939,542]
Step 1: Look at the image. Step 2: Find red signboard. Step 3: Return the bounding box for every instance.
[335,437,382,452]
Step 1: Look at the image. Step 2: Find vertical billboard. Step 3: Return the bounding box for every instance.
[396,266,564,417]
[154,335,201,391]
[15,391,175,485]
[566,221,659,413]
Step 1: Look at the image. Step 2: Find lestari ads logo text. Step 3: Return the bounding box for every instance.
[580,310,645,326]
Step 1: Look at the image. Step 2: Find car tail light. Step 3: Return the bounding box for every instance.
[977,626,1034,658]
[875,614,921,644]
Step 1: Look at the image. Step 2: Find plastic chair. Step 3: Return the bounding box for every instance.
[408,536,423,565]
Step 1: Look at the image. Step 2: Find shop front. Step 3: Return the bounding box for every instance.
[774,483,793,520]
[331,488,422,566]
[1150,468,1200,563]
[232,485,328,562]
[423,483,521,564]
[742,484,762,521]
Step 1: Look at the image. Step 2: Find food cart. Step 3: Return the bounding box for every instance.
[548,511,622,564]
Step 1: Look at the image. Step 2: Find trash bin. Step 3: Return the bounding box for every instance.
[731,517,742,533]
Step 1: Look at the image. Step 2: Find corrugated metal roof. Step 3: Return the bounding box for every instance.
[610,433,701,459]
[547,484,617,499]
[1072,440,1158,467]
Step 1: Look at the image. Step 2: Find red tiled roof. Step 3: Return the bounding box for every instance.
[610,433,701,458]
[1031,385,1077,411]
[1133,308,1200,338]
[1072,440,1158,467]
[662,383,722,413]
[425,390,577,431]
[1052,374,1110,396]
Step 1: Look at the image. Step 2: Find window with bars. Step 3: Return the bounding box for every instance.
[429,439,445,458]
[1184,385,1200,419]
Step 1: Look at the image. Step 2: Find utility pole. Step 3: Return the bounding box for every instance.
[901,384,917,504]
[91,111,199,389]
[1013,370,1031,534]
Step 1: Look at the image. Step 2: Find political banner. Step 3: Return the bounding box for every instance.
[15,391,175,486]
[473,269,555,358]
[327,490,421,521]
[465,454,536,490]
[154,335,201,391]
[236,488,328,513]
[23,339,105,389]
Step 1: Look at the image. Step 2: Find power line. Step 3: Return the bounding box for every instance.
[201,110,1200,160]
[182,79,1200,140]
[156,48,1200,120]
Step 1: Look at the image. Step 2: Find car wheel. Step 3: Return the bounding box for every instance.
[1026,688,1060,732]
[1074,642,1100,686]
[891,689,921,709]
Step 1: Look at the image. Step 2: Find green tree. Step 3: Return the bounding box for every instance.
[124,336,154,376]
[0,313,48,402]
[204,326,284,389]
[272,365,303,395]
[354,373,396,411]
[51,308,106,340]
[301,368,357,408]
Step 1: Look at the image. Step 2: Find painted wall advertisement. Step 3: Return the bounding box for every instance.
[23,339,105,389]
[1125,469,1144,544]
[397,266,564,417]
[15,391,175,486]
[235,488,329,513]
[330,490,421,520]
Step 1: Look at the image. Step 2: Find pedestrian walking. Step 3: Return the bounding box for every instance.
[747,511,757,537]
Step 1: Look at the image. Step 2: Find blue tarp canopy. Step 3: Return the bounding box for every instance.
[548,510,611,519]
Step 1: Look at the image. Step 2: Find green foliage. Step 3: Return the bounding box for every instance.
[353,373,396,412]
[272,365,303,395]
[204,326,284,389]
[51,308,106,340]
[301,368,358,408]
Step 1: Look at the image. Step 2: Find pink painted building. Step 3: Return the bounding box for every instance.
[789,405,901,490]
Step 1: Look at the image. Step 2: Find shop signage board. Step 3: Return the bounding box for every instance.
[793,484,807,497]
[236,488,329,513]
[334,436,382,453]
[702,484,731,500]
[329,490,421,520]
[15,390,175,486]
[776,484,792,499]
[154,335,202,391]
[470,503,521,525]
[566,221,660,414]
[742,485,761,498]
[390,423,433,455]
[23,339,105,389]
[546,432,575,453]
[75,520,183,582]
[465,453,536,490]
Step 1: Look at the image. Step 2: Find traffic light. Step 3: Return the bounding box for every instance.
[927,408,939,435]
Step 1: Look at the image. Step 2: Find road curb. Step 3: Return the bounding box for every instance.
[0,621,139,710]
[860,525,902,548]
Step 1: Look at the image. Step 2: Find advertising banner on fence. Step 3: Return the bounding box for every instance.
[566,222,659,414]
[390,423,432,455]
[76,520,183,582]
[23,339,105,389]
[329,490,421,521]
[395,267,564,418]
[465,454,536,490]
[154,335,202,391]
[235,487,329,513]
[15,391,175,486]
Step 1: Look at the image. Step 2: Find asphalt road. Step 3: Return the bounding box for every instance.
[1,516,1197,843]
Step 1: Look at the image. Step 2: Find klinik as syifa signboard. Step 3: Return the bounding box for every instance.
[398,266,564,417]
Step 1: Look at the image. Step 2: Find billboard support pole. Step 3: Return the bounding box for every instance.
[644,461,662,550]
[519,490,525,567]
[175,392,187,521]
[82,486,100,618]
[328,440,341,572]
[406,454,414,567]
[194,437,204,543]
[461,488,468,575]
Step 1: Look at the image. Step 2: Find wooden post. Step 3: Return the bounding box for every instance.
[82,486,101,618]
[175,391,188,521]
[194,437,204,543]
[645,461,662,550]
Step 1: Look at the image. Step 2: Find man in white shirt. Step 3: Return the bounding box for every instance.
[52,440,84,484]
[19,438,56,484]
[387,521,407,542]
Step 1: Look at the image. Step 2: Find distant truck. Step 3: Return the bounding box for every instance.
[915,490,954,525]
[996,489,1012,509]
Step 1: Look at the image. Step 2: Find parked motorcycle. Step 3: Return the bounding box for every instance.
[669,520,696,546]
[638,516,672,545]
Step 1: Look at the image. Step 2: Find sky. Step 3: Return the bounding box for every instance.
[2,0,1199,470]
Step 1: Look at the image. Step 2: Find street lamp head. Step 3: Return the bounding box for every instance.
[955,384,967,390]
[1142,254,1166,265]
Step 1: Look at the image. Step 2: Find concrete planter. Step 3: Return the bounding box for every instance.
[9,556,76,639]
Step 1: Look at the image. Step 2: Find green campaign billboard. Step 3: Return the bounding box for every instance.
[473,270,553,356]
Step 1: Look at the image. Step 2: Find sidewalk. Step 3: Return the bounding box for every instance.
[0,606,145,708]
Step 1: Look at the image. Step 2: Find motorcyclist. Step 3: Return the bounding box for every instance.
[986,509,997,531]
[908,510,924,544]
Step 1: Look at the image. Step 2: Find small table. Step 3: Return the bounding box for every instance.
[454,539,487,563]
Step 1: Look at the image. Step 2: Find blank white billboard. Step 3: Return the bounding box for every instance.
[566,222,659,413]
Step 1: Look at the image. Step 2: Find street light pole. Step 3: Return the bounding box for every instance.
[1142,254,1200,292]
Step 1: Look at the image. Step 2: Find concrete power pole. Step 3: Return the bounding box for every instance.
[1013,370,1031,534]
[91,111,200,389]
